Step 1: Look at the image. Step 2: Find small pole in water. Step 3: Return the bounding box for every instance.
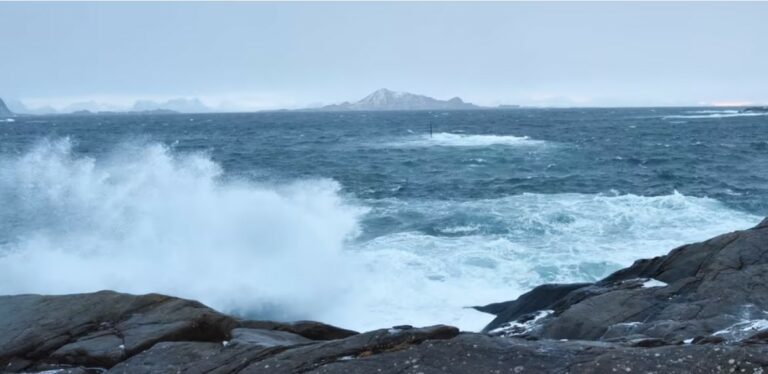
[430,121,433,138]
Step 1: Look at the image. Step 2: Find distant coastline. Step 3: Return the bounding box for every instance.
[4,91,768,117]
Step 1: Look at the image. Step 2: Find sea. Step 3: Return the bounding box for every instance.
[0,108,766,331]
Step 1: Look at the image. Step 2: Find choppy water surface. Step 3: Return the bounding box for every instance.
[0,108,766,330]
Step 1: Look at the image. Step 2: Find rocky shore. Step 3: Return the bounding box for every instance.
[3,218,768,373]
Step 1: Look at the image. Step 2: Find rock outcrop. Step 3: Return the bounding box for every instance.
[3,219,768,373]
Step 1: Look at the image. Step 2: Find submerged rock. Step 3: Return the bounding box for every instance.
[3,219,768,373]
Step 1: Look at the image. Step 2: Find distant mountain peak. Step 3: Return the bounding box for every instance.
[317,89,479,111]
[0,98,15,117]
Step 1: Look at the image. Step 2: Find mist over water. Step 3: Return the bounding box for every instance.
[0,108,766,331]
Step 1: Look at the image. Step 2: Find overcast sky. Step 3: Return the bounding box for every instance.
[1,2,767,111]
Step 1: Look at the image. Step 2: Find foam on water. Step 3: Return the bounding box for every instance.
[387,132,545,147]
[339,192,760,330]
[663,110,768,120]
[0,138,762,332]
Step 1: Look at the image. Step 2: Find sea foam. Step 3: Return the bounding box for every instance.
[663,110,768,120]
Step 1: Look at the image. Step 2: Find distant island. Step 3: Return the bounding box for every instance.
[1,92,523,115]
[309,88,483,111]
[1,97,205,116]
[69,109,179,116]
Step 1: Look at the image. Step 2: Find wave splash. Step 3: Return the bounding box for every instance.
[0,138,364,321]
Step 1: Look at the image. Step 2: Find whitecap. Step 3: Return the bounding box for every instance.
[663,111,768,120]
[385,132,546,148]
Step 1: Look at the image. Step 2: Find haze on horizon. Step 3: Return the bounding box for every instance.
[1,2,767,113]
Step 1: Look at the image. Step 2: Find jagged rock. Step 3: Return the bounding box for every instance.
[479,218,768,344]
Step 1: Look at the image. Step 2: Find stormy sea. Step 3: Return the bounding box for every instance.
[0,108,766,332]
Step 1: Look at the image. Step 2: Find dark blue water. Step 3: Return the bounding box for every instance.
[4,108,767,211]
[0,108,765,330]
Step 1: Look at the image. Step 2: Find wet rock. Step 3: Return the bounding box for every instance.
[239,320,358,341]
[235,324,460,373]
[230,328,312,347]
[692,335,726,345]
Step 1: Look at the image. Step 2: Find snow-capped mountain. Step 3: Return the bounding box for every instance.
[318,89,480,111]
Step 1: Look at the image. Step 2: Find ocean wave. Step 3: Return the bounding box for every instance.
[386,132,546,147]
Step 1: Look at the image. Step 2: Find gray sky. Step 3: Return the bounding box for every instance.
[1,2,767,111]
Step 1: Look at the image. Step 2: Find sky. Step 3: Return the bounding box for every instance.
[1,2,767,112]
